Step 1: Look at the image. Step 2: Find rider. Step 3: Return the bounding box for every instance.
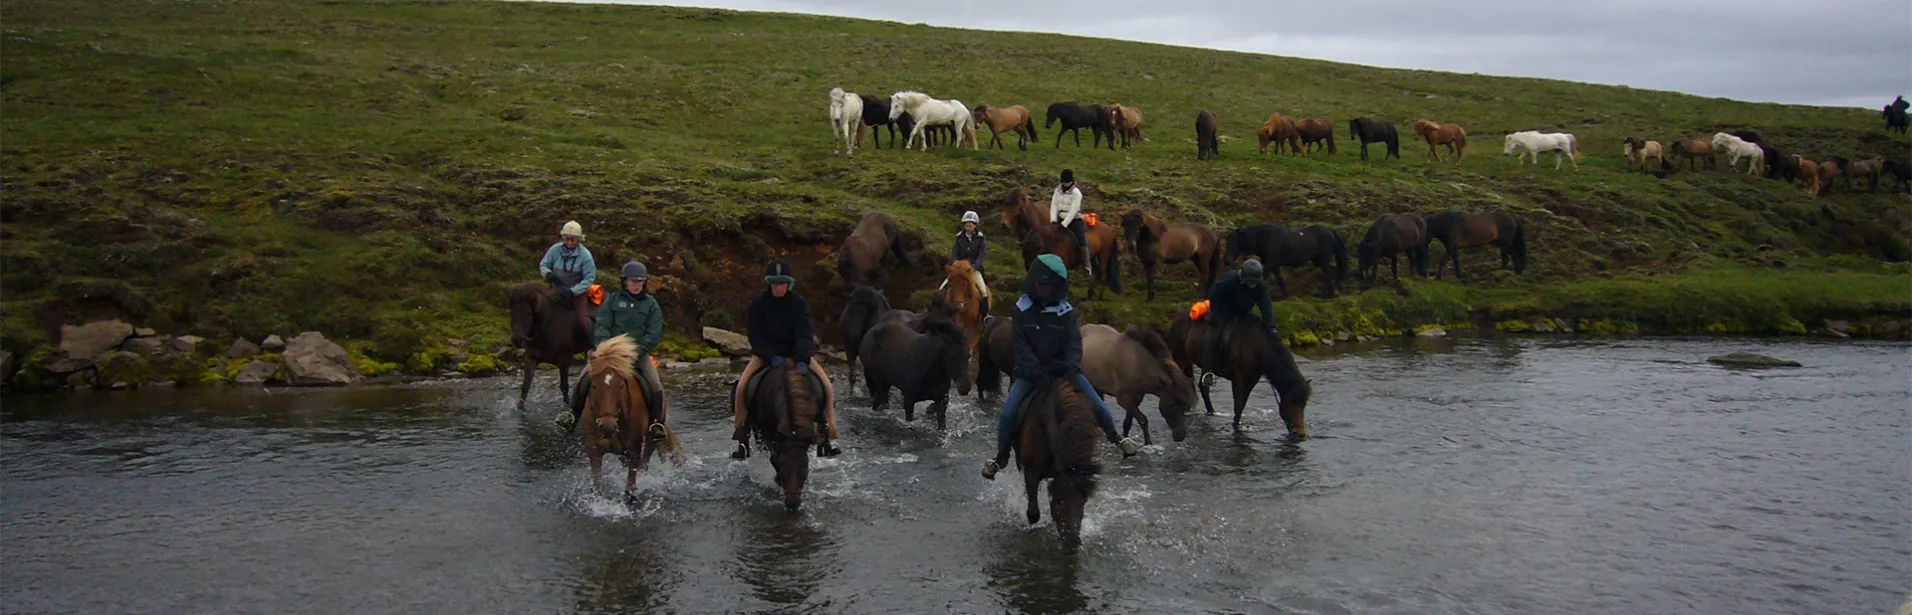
[982,254,1140,480]
[560,261,668,436]
[951,210,990,312]
[1892,95,1909,115]
[731,259,841,459]
[539,220,597,342]
[1050,169,1091,276]
[1203,258,1279,372]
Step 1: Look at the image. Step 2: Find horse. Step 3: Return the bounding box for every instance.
[1194,110,1220,161]
[1413,120,1468,162]
[837,212,915,290]
[1832,157,1886,192]
[858,315,972,430]
[1257,113,1301,155]
[742,361,823,511]
[1348,118,1399,160]
[857,93,910,149]
[999,186,1122,300]
[1503,131,1579,170]
[1794,156,1825,196]
[838,284,892,393]
[1730,130,1766,146]
[578,335,682,498]
[1009,378,1102,545]
[940,260,988,359]
[1885,160,1912,193]
[828,87,864,156]
[1356,213,1429,282]
[1080,324,1195,445]
[1108,104,1144,149]
[1166,313,1311,439]
[1223,225,1348,298]
[1045,101,1115,149]
[1294,118,1336,155]
[1120,209,1222,301]
[1668,137,1716,171]
[509,282,592,409]
[1886,103,1909,134]
[889,91,977,150]
[973,104,1038,151]
[1422,211,1527,280]
[1622,137,1663,172]
[1762,144,1798,182]
[1711,133,1765,175]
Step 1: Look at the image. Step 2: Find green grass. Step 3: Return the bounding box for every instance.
[3,0,1909,377]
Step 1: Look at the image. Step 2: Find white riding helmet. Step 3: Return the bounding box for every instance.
[560,220,584,239]
[961,211,980,224]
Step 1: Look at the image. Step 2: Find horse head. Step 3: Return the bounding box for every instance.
[769,363,821,511]
[508,283,550,348]
[887,91,920,121]
[1120,210,1148,245]
[1279,376,1313,442]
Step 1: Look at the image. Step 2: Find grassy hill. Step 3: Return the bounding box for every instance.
[4,0,1909,383]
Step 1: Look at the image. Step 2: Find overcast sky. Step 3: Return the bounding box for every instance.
[558,0,1909,108]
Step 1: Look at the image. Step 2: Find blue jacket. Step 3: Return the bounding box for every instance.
[538,243,596,296]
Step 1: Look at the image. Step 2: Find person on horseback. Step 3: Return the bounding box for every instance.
[539,221,597,343]
[982,254,1140,480]
[1203,258,1279,371]
[951,210,991,312]
[559,261,668,438]
[1892,95,1909,115]
[1050,169,1092,276]
[731,259,841,460]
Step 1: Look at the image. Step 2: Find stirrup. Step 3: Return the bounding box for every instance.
[981,459,1001,480]
[730,443,750,460]
[1118,437,1142,457]
[647,422,667,440]
[818,441,841,458]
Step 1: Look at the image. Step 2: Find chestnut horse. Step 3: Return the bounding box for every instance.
[973,104,1038,150]
[1195,110,1220,160]
[999,186,1122,300]
[1668,137,1716,170]
[1422,211,1526,280]
[1257,113,1301,155]
[941,260,988,358]
[579,335,683,498]
[1120,209,1222,300]
[1109,104,1144,149]
[1413,119,1468,162]
[1294,118,1337,155]
[838,212,916,290]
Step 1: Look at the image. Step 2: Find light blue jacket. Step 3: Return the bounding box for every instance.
[538,243,596,296]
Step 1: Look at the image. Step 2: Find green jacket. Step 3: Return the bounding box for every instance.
[593,289,662,356]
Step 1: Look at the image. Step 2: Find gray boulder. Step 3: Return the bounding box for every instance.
[171,335,206,353]
[122,335,170,355]
[702,327,751,357]
[281,332,361,386]
[261,334,286,351]
[60,320,134,360]
[227,338,261,359]
[233,360,279,385]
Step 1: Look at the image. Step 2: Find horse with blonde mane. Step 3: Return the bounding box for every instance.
[1503,131,1579,170]
[828,87,864,156]
[1622,137,1663,173]
[1109,104,1144,149]
[1710,133,1765,176]
[1414,120,1468,162]
[889,91,977,150]
[939,259,989,359]
[580,335,683,499]
[1258,113,1301,155]
[972,104,1037,150]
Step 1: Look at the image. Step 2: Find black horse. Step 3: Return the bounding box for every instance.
[1884,160,1912,193]
[1347,118,1400,161]
[1761,144,1798,182]
[858,315,973,430]
[1885,97,1909,134]
[857,94,909,149]
[1046,101,1115,149]
[1223,225,1349,298]
[838,284,891,393]
[1731,130,1766,146]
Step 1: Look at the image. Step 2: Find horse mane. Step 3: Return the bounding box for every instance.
[510,281,558,308]
[588,335,639,381]
[784,364,819,441]
[1127,326,1196,414]
[921,315,968,347]
[1048,385,1103,497]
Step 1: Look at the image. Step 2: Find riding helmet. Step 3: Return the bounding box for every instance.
[1241,259,1264,287]
[764,259,796,285]
[621,261,648,281]
[1059,169,1075,184]
[560,220,584,239]
[961,211,980,224]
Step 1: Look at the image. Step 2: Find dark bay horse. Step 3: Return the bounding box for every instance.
[1885,102,1908,134]
[1357,213,1428,282]
[1045,102,1115,149]
[858,315,972,430]
[838,284,891,393]
[1121,209,1222,300]
[744,362,822,511]
[509,282,592,409]
[1224,225,1348,298]
[1348,118,1400,161]
[838,212,916,289]
[1294,117,1336,155]
[1081,324,1195,445]
[1011,379,1102,545]
[1884,160,1912,193]
[1166,313,1311,439]
[1195,110,1220,161]
[1422,211,1527,280]
[1000,187,1122,300]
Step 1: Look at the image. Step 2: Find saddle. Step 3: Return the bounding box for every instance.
[742,364,829,427]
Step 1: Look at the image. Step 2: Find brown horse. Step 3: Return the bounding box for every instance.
[1622,137,1664,172]
[999,187,1122,300]
[1011,378,1102,545]
[838,212,916,290]
[1830,157,1885,192]
[1257,113,1301,155]
[1166,313,1311,439]
[1194,110,1220,160]
[1081,324,1195,445]
[1120,209,1222,301]
[1668,137,1716,170]
[1108,104,1144,149]
[837,284,891,394]
[744,361,823,511]
[940,260,989,359]
[1422,211,1526,280]
[1356,213,1429,282]
[1795,156,1823,196]
[509,282,592,409]
[973,104,1038,151]
[579,335,683,498]
[1413,119,1468,162]
[1294,118,1336,155]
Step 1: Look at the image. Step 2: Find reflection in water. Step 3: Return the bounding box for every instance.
[986,529,1090,615]
[730,510,841,607]
[570,523,678,615]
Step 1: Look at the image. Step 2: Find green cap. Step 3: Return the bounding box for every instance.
[1034,254,1067,279]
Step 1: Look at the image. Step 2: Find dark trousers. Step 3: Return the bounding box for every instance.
[1065,219,1088,250]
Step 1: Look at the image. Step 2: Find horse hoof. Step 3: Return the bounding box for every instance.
[785,500,802,512]
[623,492,640,507]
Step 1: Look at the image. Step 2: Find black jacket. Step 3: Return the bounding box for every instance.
[1207,270,1277,330]
[952,231,987,270]
[746,289,815,363]
[1011,264,1081,380]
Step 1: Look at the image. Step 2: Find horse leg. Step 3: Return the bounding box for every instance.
[589,451,606,497]
[1023,471,1043,526]
[1118,392,1150,446]
[557,364,571,407]
[1390,254,1399,280]
[1229,373,1254,431]
[1452,247,1464,280]
[1145,262,1157,301]
[1273,267,1289,299]
[517,358,535,408]
[902,394,916,422]
[933,395,948,431]
[1198,371,1218,415]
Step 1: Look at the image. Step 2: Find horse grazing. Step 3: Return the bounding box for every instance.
[828,87,864,156]
[1422,211,1527,280]
[1356,213,1429,282]
[1008,379,1102,545]
[509,282,592,409]
[999,186,1122,300]
[1503,131,1579,170]
[1121,209,1222,301]
[1108,104,1144,149]
[1414,120,1468,162]
[837,212,915,289]
[1348,118,1399,161]
[1081,324,1195,445]
[973,104,1038,150]
[857,93,909,149]
[1046,101,1115,149]
[579,335,682,498]
[1622,137,1663,172]
[838,284,892,393]
[1166,313,1311,438]
[1711,133,1765,175]
[1294,118,1336,155]
[1257,113,1301,155]
[1223,225,1348,298]
[889,91,977,150]
[1194,110,1220,160]
[1668,137,1716,170]
[743,361,823,511]
[858,315,972,430]
[939,260,989,358]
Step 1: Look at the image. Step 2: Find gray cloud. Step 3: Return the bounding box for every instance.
[568,0,1909,107]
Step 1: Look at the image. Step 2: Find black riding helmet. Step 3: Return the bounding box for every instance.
[1240,259,1265,287]
[621,261,648,280]
[764,259,796,285]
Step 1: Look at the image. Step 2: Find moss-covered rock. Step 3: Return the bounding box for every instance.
[1497,319,1532,333]
[456,353,502,376]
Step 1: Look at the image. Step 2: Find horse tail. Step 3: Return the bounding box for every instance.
[1326,125,1337,153]
[1024,114,1038,142]
[1511,220,1528,274]
[1330,228,1349,282]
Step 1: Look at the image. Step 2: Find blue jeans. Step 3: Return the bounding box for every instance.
[996,374,1118,454]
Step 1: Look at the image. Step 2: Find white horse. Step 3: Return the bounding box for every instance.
[829,87,864,156]
[1711,132,1765,176]
[1503,131,1579,170]
[888,91,977,151]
